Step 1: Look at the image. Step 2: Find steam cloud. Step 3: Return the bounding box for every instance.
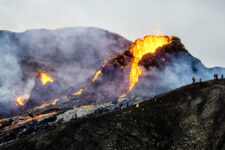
[0,27,131,114]
[0,34,22,112]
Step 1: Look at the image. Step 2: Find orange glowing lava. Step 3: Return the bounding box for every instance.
[16,97,24,106]
[34,103,49,110]
[17,112,56,125]
[73,70,102,96]
[0,118,9,123]
[73,89,84,95]
[121,34,171,97]
[51,99,59,105]
[34,98,59,110]
[92,70,101,82]
[80,104,95,108]
[1,112,57,132]
[40,73,53,85]
[72,55,111,96]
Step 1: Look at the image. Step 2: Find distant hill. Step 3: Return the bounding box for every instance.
[0,27,132,113]
[0,27,131,83]
[2,79,225,150]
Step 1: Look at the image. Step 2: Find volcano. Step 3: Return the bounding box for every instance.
[62,35,225,106]
[0,27,224,112]
[0,27,225,147]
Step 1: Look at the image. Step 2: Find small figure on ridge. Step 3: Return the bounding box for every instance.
[214,74,218,80]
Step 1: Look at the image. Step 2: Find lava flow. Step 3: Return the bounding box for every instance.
[72,53,112,96]
[72,70,101,96]
[121,34,171,97]
[15,97,24,106]
[51,99,59,105]
[92,70,101,82]
[80,104,95,108]
[73,89,84,95]
[72,34,172,98]
[40,73,54,85]
[17,112,57,125]
[34,98,59,110]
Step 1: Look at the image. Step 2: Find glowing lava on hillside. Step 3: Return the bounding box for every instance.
[15,95,29,106]
[92,70,101,82]
[121,34,171,97]
[73,62,106,96]
[15,97,24,106]
[40,73,54,85]
[73,89,84,95]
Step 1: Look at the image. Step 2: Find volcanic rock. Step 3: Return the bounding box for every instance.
[1,79,225,149]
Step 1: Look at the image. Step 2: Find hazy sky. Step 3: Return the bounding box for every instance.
[0,0,224,67]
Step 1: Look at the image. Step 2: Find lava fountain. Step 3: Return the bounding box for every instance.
[121,35,171,97]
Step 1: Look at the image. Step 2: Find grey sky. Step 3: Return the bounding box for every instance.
[0,0,224,67]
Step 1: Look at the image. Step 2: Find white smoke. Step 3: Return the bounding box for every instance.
[0,33,23,112]
[134,52,225,98]
[0,27,131,114]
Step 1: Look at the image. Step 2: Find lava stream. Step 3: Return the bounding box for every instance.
[17,112,57,125]
[92,70,101,82]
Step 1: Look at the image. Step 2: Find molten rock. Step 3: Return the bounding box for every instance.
[26,73,63,108]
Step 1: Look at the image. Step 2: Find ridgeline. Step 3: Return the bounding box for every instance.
[2,79,225,150]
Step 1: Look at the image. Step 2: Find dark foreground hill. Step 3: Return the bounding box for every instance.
[2,79,225,150]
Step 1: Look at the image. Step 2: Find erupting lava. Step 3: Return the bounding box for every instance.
[72,33,171,98]
[40,73,54,85]
[66,34,171,99]
[121,34,171,97]
[15,97,24,106]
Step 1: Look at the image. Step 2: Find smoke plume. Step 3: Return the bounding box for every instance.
[0,27,131,114]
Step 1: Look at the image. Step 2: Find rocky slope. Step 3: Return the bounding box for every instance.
[2,79,225,150]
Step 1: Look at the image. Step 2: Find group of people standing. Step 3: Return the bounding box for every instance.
[192,74,224,83]
[213,74,223,80]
